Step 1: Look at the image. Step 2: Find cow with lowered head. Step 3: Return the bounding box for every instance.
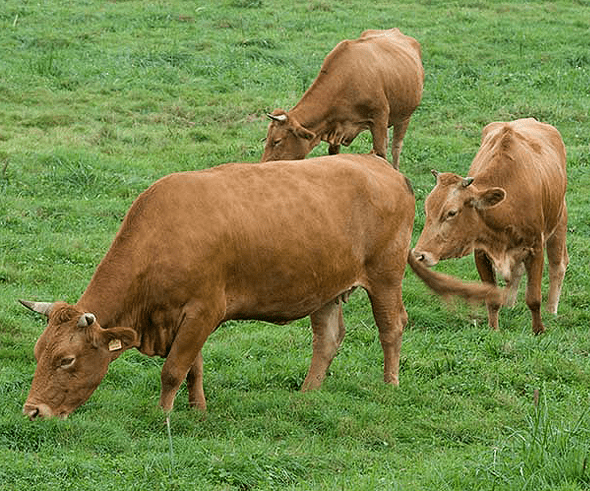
[412,118,568,334]
[261,28,424,169]
[21,154,502,419]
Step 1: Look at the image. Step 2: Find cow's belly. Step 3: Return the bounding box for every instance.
[225,282,360,323]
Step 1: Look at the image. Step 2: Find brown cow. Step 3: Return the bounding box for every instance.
[261,28,424,169]
[412,118,568,334]
[20,154,501,419]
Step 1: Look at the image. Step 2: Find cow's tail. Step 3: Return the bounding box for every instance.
[407,251,505,306]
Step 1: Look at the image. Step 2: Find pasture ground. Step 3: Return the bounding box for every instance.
[1,1,589,489]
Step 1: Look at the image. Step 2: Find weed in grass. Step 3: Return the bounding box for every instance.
[31,47,62,78]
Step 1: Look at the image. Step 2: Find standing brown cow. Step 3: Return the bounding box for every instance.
[261,28,424,169]
[412,118,568,334]
[20,154,501,419]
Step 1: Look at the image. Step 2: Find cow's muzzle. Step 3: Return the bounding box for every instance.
[23,402,54,420]
[411,248,438,267]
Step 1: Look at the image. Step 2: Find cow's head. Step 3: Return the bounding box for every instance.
[413,170,505,266]
[260,110,319,162]
[20,300,138,419]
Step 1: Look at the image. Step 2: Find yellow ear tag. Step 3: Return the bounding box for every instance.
[108,339,123,351]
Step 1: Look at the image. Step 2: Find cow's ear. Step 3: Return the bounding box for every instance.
[296,126,316,140]
[472,187,506,209]
[287,116,316,141]
[292,123,316,141]
[92,326,139,357]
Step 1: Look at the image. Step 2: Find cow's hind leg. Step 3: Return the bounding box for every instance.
[367,287,407,385]
[390,117,411,170]
[301,301,345,391]
[546,208,568,314]
[474,250,501,329]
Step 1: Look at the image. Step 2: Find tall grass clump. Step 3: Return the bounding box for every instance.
[480,389,590,490]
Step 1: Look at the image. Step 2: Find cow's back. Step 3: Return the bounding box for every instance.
[303,29,423,120]
[359,28,422,66]
[331,28,422,71]
[468,118,567,234]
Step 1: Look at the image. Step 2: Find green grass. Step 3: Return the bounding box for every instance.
[1,1,590,489]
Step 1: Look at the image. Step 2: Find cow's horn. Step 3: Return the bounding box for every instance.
[431,169,439,181]
[77,313,96,328]
[267,113,288,122]
[462,177,475,187]
[19,300,54,317]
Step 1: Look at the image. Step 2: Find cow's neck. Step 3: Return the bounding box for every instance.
[290,106,329,135]
[75,250,135,330]
[290,83,334,135]
[75,249,179,358]
[474,214,510,253]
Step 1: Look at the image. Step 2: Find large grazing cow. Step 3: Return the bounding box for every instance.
[20,154,501,419]
[261,28,424,169]
[412,118,568,334]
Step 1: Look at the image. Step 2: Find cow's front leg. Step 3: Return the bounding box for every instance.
[328,143,340,155]
[159,310,220,413]
[524,252,545,334]
[301,301,345,391]
[506,262,525,308]
[186,351,206,412]
[369,117,389,162]
[474,250,501,329]
[390,118,411,170]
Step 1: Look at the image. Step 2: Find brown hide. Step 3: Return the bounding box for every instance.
[413,118,568,334]
[22,155,415,417]
[261,28,424,169]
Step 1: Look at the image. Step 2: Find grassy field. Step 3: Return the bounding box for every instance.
[1,0,590,489]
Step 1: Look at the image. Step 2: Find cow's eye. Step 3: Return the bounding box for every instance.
[59,357,76,369]
[446,210,458,219]
[272,139,282,147]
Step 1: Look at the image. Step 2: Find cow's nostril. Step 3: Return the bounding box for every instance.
[23,405,39,420]
[415,252,425,261]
